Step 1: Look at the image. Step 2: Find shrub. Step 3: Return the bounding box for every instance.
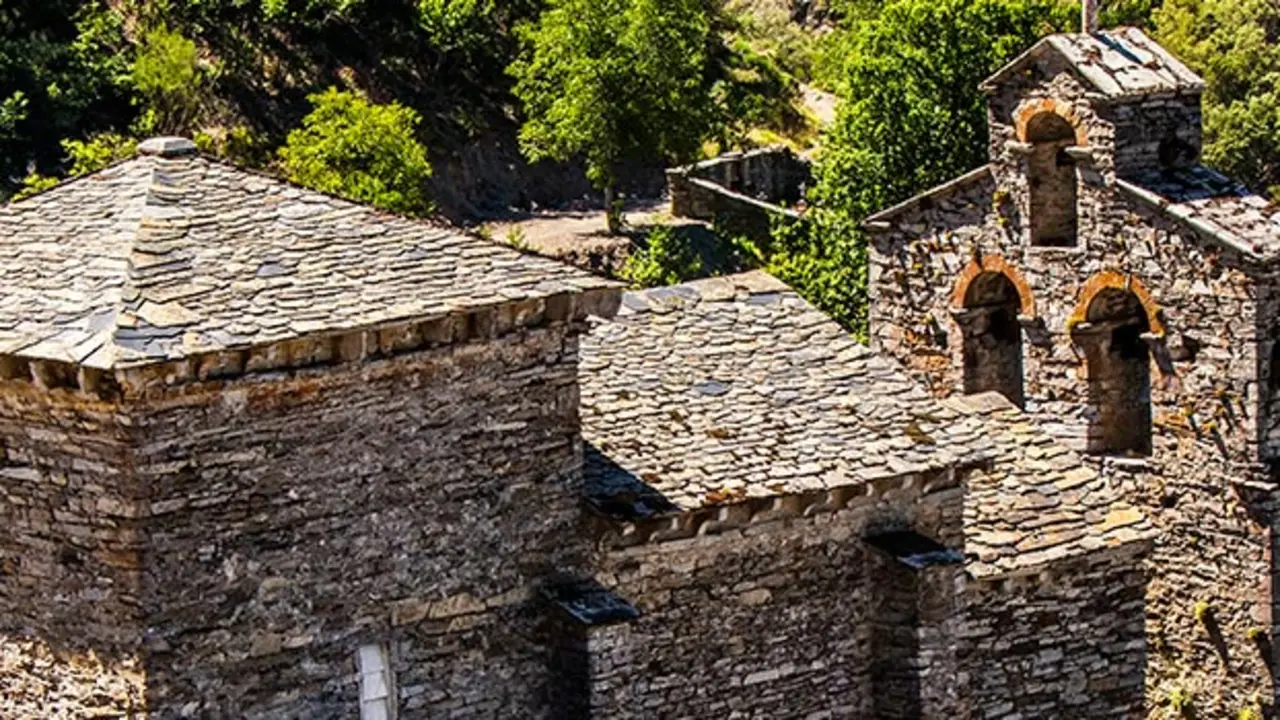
[278,88,433,215]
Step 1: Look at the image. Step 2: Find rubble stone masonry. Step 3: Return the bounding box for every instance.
[868,44,1275,716]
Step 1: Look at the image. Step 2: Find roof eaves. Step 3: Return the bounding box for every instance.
[862,165,993,231]
[1115,178,1274,263]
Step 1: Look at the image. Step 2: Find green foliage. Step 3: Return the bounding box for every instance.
[15,132,137,200]
[131,25,209,134]
[712,36,806,149]
[509,0,716,192]
[504,226,530,251]
[1168,687,1195,717]
[194,125,271,167]
[0,1,133,196]
[801,0,1072,334]
[1154,0,1280,200]
[622,224,707,288]
[1237,705,1264,720]
[759,211,867,338]
[814,0,1073,223]
[278,89,433,215]
[1193,599,1212,625]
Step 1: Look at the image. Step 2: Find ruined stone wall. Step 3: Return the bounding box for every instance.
[667,147,810,242]
[0,379,146,718]
[587,470,966,719]
[126,326,589,718]
[868,59,1274,714]
[960,546,1149,719]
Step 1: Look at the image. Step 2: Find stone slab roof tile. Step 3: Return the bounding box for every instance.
[581,273,1152,576]
[944,393,1155,578]
[0,151,619,369]
[982,28,1206,99]
[1118,166,1280,262]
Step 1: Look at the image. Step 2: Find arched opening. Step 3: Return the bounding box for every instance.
[957,271,1025,407]
[1074,288,1152,456]
[1026,112,1079,247]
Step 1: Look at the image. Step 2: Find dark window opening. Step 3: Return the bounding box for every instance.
[1026,112,1079,247]
[1264,341,1280,455]
[1158,134,1198,170]
[1074,288,1152,456]
[958,272,1025,408]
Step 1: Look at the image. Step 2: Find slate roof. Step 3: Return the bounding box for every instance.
[0,139,618,369]
[943,393,1153,577]
[580,272,1152,575]
[1118,166,1280,261]
[981,28,1205,98]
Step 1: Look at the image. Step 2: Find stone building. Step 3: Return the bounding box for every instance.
[864,26,1280,716]
[0,27,1268,720]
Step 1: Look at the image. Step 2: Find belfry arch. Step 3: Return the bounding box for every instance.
[952,270,1026,407]
[1025,111,1080,247]
[1071,287,1154,456]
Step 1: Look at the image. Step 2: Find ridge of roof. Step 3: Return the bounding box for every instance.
[862,165,994,229]
[0,150,620,371]
[980,27,1205,99]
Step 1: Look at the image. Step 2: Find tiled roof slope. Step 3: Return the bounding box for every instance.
[943,393,1153,577]
[0,145,617,369]
[580,273,1152,576]
[1119,166,1280,261]
[982,28,1205,98]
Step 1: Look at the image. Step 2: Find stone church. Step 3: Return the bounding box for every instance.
[0,22,1275,720]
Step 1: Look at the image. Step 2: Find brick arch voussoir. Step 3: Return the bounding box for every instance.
[1068,270,1166,337]
[1015,97,1090,147]
[950,254,1036,318]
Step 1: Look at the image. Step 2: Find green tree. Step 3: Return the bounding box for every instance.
[278,88,434,215]
[1154,0,1280,199]
[795,0,1074,334]
[509,0,716,230]
[815,0,1073,222]
[131,25,209,134]
[0,1,132,197]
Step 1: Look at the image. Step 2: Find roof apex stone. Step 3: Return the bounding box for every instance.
[136,136,199,158]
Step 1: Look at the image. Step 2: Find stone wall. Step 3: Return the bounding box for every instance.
[667,147,810,241]
[127,326,589,718]
[961,546,1149,719]
[587,469,964,719]
[867,53,1275,715]
[0,378,146,718]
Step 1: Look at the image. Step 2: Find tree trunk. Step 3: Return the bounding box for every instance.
[604,183,623,235]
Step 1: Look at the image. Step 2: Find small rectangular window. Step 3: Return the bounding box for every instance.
[357,643,395,720]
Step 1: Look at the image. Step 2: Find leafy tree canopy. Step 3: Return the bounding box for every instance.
[1154,0,1280,199]
[278,88,434,215]
[508,0,716,194]
[814,0,1074,222]
[0,1,132,189]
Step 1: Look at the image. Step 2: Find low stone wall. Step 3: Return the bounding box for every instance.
[667,147,810,241]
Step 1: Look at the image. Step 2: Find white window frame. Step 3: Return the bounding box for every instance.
[357,643,396,720]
